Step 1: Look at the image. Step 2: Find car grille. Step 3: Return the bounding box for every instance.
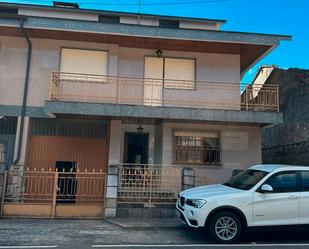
[180,196,185,206]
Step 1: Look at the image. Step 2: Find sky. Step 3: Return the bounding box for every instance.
[2,0,308,82]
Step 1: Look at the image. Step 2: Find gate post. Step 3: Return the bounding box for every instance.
[0,170,8,217]
[104,165,119,218]
[51,169,58,218]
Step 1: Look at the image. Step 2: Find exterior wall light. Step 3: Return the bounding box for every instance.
[156,49,163,58]
[137,125,144,134]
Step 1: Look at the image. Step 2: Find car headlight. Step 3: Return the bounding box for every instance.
[186,199,207,208]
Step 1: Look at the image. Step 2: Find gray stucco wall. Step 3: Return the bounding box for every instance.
[162,122,262,184]
[0,36,240,110]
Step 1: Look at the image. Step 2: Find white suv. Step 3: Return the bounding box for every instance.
[176,164,309,243]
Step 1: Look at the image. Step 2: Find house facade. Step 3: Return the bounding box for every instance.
[0,2,290,218]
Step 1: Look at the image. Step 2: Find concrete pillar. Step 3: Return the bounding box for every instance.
[108,119,121,165]
[12,116,30,171]
[105,119,121,218]
[105,164,118,218]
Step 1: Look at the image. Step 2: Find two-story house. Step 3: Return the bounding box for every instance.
[0,1,290,218]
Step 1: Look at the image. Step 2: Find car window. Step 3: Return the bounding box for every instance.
[223,169,268,190]
[301,171,309,191]
[266,171,297,193]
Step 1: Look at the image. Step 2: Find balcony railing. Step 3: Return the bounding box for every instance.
[49,72,279,112]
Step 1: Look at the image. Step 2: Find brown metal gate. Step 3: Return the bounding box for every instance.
[1,118,109,218]
[0,169,107,218]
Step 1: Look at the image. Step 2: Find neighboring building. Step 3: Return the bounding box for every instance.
[259,67,309,165]
[0,2,290,218]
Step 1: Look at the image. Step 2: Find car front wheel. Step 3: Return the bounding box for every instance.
[208,211,243,243]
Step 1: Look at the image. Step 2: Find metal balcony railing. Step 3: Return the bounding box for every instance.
[49,72,279,112]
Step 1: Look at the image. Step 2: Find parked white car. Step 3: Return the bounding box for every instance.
[176,164,309,243]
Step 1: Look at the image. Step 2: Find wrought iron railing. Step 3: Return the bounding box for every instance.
[117,163,208,206]
[1,168,106,205]
[49,72,279,112]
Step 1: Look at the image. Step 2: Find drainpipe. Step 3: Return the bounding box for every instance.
[12,18,32,166]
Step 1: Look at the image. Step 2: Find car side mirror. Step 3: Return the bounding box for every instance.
[260,184,273,193]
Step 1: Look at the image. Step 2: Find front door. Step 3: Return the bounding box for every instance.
[56,161,77,203]
[124,133,149,164]
[252,171,299,226]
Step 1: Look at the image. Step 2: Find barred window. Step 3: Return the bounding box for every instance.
[174,131,220,165]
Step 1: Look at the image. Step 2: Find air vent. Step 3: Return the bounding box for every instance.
[99,15,120,24]
[159,19,179,28]
[53,1,79,9]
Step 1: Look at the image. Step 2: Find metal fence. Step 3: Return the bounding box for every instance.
[117,164,208,206]
[241,84,279,112]
[50,72,279,112]
[0,169,107,218]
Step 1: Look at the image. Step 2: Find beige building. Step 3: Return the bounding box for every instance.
[0,2,290,218]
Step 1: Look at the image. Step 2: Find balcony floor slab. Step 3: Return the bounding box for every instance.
[44,100,283,126]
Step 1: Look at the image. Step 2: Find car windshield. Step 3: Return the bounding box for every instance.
[223,169,268,190]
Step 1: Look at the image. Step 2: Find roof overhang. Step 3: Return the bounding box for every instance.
[0,15,291,74]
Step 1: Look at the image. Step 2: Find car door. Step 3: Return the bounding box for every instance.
[300,170,309,224]
[252,171,300,226]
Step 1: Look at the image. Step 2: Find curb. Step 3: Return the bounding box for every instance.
[105,219,185,230]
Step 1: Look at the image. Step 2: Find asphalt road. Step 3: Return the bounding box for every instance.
[1,219,309,249]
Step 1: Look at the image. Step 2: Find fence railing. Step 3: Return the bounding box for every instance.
[1,169,107,206]
[50,72,279,112]
[117,164,208,206]
[241,84,279,112]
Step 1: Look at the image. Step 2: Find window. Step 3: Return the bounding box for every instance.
[0,7,18,14]
[224,169,268,190]
[60,48,108,76]
[301,171,309,191]
[164,58,195,89]
[265,171,297,193]
[99,15,120,24]
[174,131,220,165]
[60,48,108,83]
[159,19,179,28]
[144,57,195,90]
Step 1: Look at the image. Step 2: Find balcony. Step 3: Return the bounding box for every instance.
[49,72,279,112]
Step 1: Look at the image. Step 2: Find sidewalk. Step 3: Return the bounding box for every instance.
[106,218,184,229]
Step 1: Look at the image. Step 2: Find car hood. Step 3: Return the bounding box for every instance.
[180,184,244,199]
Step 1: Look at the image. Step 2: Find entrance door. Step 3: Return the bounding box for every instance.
[56,161,77,203]
[124,133,149,164]
[144,57,163,106]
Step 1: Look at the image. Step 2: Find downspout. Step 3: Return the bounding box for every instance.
[13,18,32,166]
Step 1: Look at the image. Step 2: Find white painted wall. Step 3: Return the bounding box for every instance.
[179,20,221,30]
[252,66,275,98]
[18,8,99,21]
